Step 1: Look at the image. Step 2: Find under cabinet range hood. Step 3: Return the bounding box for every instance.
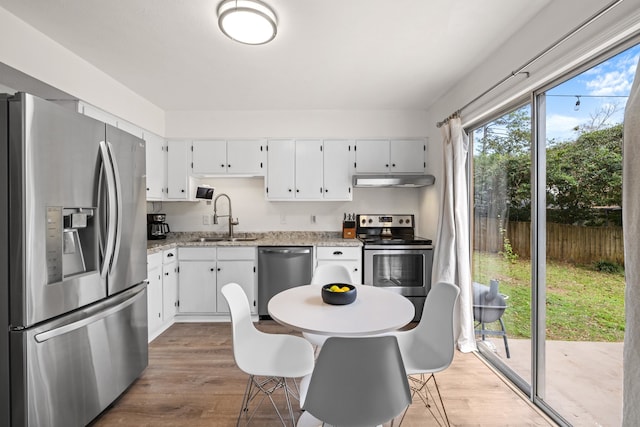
[352,174,436,188]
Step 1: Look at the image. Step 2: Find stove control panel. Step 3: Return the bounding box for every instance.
[357,214,414,228]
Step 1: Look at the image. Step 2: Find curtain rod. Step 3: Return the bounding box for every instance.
[435,0,625,128]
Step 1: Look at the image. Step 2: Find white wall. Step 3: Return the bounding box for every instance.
[151,177,439,237]
[0,6,165,135]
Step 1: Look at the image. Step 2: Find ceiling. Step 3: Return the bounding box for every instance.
[0,0,551,112]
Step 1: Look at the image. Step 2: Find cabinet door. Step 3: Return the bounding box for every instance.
[295,139,324,199]
[178,261,217,313]
[144,132,166,200]
[216,260,256,313]
[192,140,227,175]
[323,139,352,200]
[147,265,163,335]
[390,139,426,173]
[317,260,362,285]
[162,261,178,321]
[266,139,295,199]
[166,140,190,199]
[228,139,265,175]
[355,140,391,173]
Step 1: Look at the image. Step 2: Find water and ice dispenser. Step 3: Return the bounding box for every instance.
[46,207,97,283]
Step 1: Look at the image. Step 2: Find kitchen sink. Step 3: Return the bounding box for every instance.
[191,237,225,242]
[190,237,257,243]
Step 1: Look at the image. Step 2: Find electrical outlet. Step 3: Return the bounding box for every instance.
[202,215,210,225]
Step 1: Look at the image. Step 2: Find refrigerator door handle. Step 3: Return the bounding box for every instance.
[34,285,144,343]
[106,141,123,275]
[99,141,117,278]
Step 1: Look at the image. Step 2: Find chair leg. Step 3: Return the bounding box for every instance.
[399,374,450,427]
[235,375,300,427]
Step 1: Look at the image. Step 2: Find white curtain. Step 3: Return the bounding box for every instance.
[622,57,640,427]
[432,117,476,353]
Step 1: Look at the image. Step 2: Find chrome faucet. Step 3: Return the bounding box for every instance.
[213,193,238,239]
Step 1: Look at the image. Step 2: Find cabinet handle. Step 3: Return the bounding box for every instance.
[288,189,292,192]
[320,187,323,193]
[392,163,396,167]
[181,189,185,193]
[166,253,174,257]
[217,267,221,271]
[228,164,231,168]
[325,188,328,192]
[333,251,343,256]
[165,272,169,276]
[385,164,389,168]
[221,164,225,168]
[296,189,299,193]
[210,268,215,271]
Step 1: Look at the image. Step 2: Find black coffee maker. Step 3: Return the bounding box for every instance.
[147,213,170,240]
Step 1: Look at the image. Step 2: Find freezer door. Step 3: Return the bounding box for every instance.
[9,284,148,427]
[8,93,106,327]
[103,125,147,295]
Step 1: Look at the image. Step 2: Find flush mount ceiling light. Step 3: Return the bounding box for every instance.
[217,0,277,45]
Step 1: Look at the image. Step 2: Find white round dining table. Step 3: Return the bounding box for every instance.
[268,284,415,337]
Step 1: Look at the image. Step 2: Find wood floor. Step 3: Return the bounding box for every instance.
[90,322,554,427]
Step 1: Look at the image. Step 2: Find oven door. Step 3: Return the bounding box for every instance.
[363,245,433,297]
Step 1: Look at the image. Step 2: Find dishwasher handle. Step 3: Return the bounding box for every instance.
[259,247,312,255]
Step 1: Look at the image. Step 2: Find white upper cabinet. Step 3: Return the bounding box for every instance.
[227,139,265,175]
[390,139,426,173]
[166,140,191,200]
[295,139,324,199]
[355,139,426,174]
[191,139,265,176]
[266,139,296,199]
[323,139,353,200]
[354,139,390,173]
[192,140,227,175]
[266,139,352,201]
[144,131,166,201]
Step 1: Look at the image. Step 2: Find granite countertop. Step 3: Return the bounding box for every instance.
[147,231,362,254]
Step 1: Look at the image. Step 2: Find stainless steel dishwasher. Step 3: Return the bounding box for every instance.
[258,246,313,318]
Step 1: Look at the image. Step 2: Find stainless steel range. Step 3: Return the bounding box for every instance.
[357,214,433,321]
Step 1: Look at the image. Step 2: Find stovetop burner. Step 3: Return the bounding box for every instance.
[356,214,432,246]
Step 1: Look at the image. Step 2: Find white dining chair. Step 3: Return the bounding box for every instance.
[221,282,315,427]
[303,264,354,349]
[297,336,412,427]
[389,281,460,426]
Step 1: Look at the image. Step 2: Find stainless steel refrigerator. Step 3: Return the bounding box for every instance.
[0,92,148,426]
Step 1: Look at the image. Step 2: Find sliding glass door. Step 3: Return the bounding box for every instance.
[470,104,533,391]
[470,42,637,425]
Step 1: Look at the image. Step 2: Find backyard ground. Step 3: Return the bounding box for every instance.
[473,251,626,342]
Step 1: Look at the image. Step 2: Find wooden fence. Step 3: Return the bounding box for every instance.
[474,218,625,265]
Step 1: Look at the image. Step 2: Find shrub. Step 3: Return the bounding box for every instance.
[593,260,623,274]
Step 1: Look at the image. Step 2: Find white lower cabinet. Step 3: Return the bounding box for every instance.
[178,247,257,316]
[147,252,164,337]
[316,246,362,284]
[147,248,178,341]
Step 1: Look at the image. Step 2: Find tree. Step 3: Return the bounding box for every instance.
[546,124,623,225]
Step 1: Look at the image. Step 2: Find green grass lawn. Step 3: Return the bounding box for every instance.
[473,251,626,342]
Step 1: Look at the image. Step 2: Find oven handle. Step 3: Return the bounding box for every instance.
[364,244,433,250]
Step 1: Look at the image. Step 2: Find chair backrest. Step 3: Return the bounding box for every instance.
[310,263,353,285]
[409,282,460,371]
[302,336,411,427]
[220,282,262,373]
